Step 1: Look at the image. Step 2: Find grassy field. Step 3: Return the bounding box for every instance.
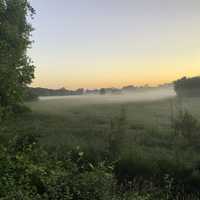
[28,95,200,128]
[1,93,197,150]
[15,96,198,149]
[2,94,200,198]
[20,95,200,160]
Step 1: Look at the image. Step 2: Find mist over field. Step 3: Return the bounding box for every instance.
[39,87,176,105]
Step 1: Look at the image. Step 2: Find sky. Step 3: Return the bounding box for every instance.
[29,0,200,89]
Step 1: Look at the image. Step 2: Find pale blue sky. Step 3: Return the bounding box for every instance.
[30,0,200,89]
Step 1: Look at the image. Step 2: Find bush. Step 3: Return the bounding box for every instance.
[0,133,116,200]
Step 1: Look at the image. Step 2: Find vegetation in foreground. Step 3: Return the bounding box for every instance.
[0,97,200,199]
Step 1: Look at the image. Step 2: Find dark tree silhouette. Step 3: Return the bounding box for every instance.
[174,76,200,97]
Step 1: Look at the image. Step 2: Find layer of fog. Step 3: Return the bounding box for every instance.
[39,87,176,105]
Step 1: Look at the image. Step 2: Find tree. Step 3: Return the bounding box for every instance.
[0,0,35,110]
[174,76,200,97]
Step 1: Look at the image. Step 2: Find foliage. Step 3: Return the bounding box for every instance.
[1,97,200,199]
[1,129,200,199]
[24,87,38,102]
[0,132,115,200]
[174,76,200,97]
[0,0,35,111]
[1,108,200,199]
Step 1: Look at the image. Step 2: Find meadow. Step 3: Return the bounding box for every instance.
[25,92,200,148]
[1,90,200,198]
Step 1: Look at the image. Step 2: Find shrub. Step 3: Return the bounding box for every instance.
[0,132,116,200]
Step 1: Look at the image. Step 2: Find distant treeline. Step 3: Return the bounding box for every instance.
[174,76,200,97]
[26,83,173,100]
[28,87,84,97]
[24,76,200,101]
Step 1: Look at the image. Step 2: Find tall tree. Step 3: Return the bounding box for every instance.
[0,0,35,108]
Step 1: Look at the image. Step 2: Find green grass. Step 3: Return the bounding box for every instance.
[3,96,196,149]
[3,96,196,164]
[0,95,198,153]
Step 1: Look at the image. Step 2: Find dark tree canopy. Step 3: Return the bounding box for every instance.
[174,76,200,97]
[0,0,35,108]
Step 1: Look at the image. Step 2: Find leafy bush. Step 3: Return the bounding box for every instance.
[0,132,116,200]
